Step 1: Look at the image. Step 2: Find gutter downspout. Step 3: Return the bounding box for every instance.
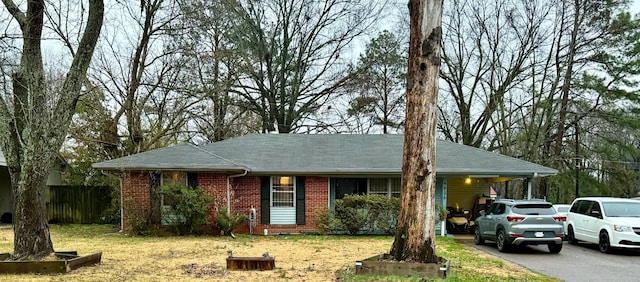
[227,170,248,213]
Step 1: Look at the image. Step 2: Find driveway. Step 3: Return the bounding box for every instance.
[457,237,640,281]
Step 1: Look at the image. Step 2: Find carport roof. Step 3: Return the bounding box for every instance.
[93,134,557,177]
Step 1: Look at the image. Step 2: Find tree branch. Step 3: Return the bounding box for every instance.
[1,0,26,29]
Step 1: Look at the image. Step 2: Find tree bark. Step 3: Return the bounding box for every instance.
[0,0,104,259]
[389,0,442,263]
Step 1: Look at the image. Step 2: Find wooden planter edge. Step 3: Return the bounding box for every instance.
[355,253,450,278]
[226,256,276,271]
[0,251,102,274]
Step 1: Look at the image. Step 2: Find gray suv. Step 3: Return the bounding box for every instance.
[474,199,565,253]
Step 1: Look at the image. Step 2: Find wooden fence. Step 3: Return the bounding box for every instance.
[47,186,112,224]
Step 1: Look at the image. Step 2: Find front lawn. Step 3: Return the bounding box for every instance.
[0,225,558,281]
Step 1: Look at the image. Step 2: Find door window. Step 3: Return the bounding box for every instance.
[574,200,592,215]
[589,202,602,218]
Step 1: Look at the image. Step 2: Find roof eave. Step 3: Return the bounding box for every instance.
[248,168,401,175]
[92,164,249,173]
[437,170,558,177]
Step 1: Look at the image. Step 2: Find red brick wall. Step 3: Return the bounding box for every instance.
[121,171,150,231]
[196,173,228,222]
[232,176,329,235]
[120,172,330,235]
[230,176,260,234]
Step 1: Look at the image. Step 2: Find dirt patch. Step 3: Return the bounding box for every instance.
[181,263,227,278]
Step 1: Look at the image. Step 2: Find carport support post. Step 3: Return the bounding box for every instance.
[504,181,509,199]
[526,173,538,200]
[440,178,447,236]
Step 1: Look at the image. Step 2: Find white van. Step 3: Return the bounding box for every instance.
[566,197,640,253]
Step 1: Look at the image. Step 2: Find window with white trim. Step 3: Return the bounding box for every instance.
[271,176,295,207]
[368,178,401,198]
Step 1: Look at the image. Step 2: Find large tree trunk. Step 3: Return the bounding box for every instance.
[0,0,104,259]
[12,164,53,258]
[389,0,442,263]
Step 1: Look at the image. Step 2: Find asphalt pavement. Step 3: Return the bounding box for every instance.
[456,236,640,282]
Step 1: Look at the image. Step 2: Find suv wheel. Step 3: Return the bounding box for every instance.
[474,226,485,245]
[496,229,510,252]
[548,243,562,253]
[567,225,578,245]
[599,231,612,253]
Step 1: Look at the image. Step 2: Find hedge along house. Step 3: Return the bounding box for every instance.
[93,134,557,235]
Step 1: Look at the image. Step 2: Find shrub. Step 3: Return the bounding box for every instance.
[216,209,248,236]
[377,197,400,235]
[333,194,401,235]
[436,203,448,222]
[334,195,369,235]
[161,184,214,235]
[314,207,331,235]
[334,204,368,235]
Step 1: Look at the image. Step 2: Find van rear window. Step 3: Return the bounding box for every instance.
[512,204,555,215]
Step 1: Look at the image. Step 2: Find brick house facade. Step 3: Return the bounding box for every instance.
[98,134,557,236]
[121,171,328,234]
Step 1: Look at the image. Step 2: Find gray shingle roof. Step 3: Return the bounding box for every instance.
[93,134,557,177]
[93,143,247,171]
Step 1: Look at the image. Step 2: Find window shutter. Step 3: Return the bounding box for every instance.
[187,173,198,188]
[260,176,270,224]
[296,176,305,225]
[149,172,161,224]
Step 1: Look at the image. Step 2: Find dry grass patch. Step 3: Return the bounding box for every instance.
[0,225,558,281]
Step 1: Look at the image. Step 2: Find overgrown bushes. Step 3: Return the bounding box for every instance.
[314,207,331,235]
[332,195,400,235]
[161,184,214,235]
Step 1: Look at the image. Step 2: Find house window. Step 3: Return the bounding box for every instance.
[369,178,389,196]
[161,172,188,225]
[271,176,295,207]
[368,178,401,198]
[390,178,401,198]
[162,172,187,187]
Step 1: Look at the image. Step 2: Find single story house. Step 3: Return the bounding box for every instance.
[93,134,557,234]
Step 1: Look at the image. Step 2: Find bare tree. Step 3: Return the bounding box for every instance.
[224,0,386,133]
[84,0,196,157]
[0,0,103,258]
[506,1,640,199]
[389,0,442,263]
[438,0,549,148]
[438,0,640,200]
[174,0,260,142]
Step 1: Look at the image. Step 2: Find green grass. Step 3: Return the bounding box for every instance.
[335,236,560,282]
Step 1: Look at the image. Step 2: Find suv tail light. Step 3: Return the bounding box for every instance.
[553,216,566,222]
[507,216,525,222]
